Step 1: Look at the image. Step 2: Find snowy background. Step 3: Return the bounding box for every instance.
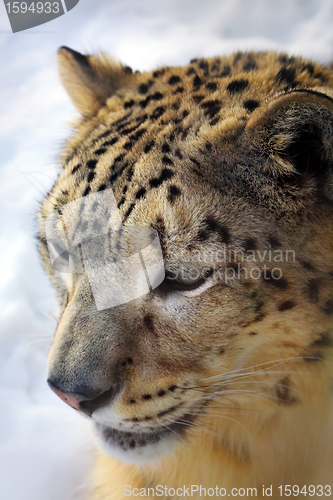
[0,0,333,499]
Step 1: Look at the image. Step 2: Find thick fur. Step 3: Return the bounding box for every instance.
[38,49,333,499]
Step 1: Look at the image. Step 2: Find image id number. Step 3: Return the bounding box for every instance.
[5,2,60,14]
[278,485,332,496]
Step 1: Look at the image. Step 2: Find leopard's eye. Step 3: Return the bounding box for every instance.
[165,270,207,290]
[177,274,204,288]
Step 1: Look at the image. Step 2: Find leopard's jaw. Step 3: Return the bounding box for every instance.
[94,417,191,463]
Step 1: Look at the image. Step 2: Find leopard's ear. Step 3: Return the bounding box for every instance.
[246,89,333,201]
[57,46,135,117]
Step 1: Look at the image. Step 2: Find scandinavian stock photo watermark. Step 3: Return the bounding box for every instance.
[45,188,296,312]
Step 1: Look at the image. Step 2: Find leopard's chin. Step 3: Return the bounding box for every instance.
[94,415,194,464]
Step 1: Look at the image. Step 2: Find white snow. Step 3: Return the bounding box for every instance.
[0,0,332,498]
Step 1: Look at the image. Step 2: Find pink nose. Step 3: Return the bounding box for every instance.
[47,378,116,416]
[48,384,83,411]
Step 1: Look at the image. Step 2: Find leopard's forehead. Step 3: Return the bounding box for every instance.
[40,51,333,232]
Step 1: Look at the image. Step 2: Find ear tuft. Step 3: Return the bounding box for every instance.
[57,46,135,116]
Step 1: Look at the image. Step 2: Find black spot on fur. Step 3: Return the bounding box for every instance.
[110,161,129,184]
[276,66,297,88]
[157,405,179,418]
[144,141,154,153]
[151,106,165,120]
[114,154,125,165]
[117,197,125,208]
[142,394,152,400]
[72,164,81,174]
[190,159,205,179]
[251,293,264,313]
[175,149,182,159]
[243,99,260,112]
[151,92,163,101]
[279,54,290,64]
[168,385,177,392]
[233,52,242,65]
[263,271,288,289]
[220,65,231,77]
[193,94,204,103]
[186,67,196,76]
[197,230,209,241]
[143,313,154,331]
[103,137,118,147]
[276,377,297,404]
[124,100,134,109]
[87,159,97,170]
[268,236,282,249]
[157,389,166,397]
[83,185,91,197]
[94,147,106,156]
[129,399,136,404]
[123,202,135,221]
[210,117,220,126]
[168,75,181,85]
[211,59,220,71]
[243,237,257,252]
[97,184,106,192]
[307,279,319,303]
[153,69,165,78]
[301,63,314,76]
[138,83,150,94]
[130,129,146,142]
[193,75,203,88]
[300,260,315,271]
[123,66,133,74]
[123,141,134,150]
[162,156,174,166]
[121,122,142,136]
[201,100,222,119]
[243,57,257,72]
[153,217,167,254]
[199,60,209,72]
[311,332,333,347]
[167,185,181,204]
[87,171,95,183]
[135,187,146,199]
[205,217,231,245]
[149,168,174,188]
[127,165,134,182]
[278,301,295,312]
[98,129,113,141]
[206,82,218,92]
[227,79,249,93]
[139,96,151,109]
[162,143,170,153]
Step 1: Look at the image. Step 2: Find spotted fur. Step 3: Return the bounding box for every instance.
[38,48,333,499]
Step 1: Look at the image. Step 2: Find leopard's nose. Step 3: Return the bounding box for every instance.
[47,379,116,416]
